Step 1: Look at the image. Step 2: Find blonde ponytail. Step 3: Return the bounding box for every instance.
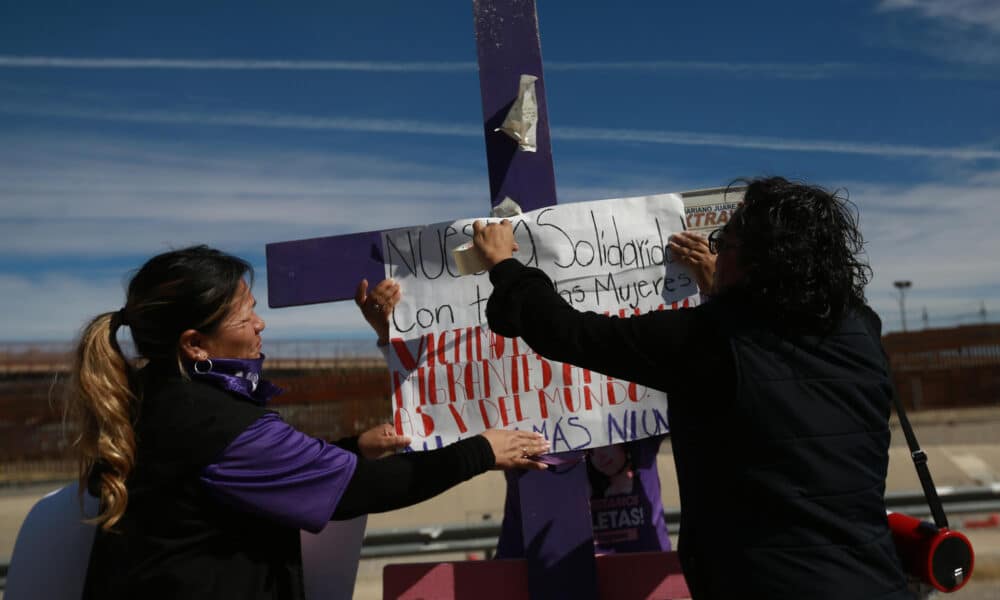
[66,312,137,530]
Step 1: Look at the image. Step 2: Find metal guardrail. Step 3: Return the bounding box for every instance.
[358,485,1000,559]
[885,484,1000,521]
[2,485,999,589]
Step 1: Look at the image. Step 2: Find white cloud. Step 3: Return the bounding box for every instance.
[878,0,1000,32]
[0,271,382,343]
[7,171,999,339]
[0,104,481,138]
[0,129,689,342]
[0,132,487,256]
[0,55,863,79]
[0,273,126,340]
[0,56,476,72]
[7,54,1000,81]
[557,126,1000,161]
[849,176,1000,329]
[876,0,1000,64]
[2,127,999,337]
[3,103,999,163]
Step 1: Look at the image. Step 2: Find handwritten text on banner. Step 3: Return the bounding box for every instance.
[383,193,698,452]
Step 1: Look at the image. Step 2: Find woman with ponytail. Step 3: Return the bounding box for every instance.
[67,245,549,600]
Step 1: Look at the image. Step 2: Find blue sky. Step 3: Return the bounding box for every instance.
[1,0,999,341]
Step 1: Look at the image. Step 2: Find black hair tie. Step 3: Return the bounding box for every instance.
[111,308,129,330]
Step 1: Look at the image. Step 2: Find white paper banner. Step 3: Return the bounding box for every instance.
[383,193,698,452]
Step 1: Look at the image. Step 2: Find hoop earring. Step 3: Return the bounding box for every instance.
[193,359,213,374]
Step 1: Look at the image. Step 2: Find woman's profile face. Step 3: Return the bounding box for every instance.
[200,280,266,359]
[590,445,627,477]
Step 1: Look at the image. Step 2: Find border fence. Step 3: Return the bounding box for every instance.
[0,340,390,482]
[2,323,1000,481]
[883,323,1000,411]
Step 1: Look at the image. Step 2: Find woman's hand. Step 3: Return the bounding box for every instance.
[472,220,519,270]
[354,278,402,345]
[357,423,412,460]
[668,232,716,295]
[480,429,550,470]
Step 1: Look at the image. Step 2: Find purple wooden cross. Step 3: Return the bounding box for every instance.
[265,2,598,598]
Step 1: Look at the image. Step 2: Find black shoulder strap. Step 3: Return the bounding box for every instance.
[890,384,949,528]
[857,306,948,528]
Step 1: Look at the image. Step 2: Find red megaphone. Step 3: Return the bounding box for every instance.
[888,512,974,593]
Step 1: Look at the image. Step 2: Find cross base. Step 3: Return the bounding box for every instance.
[383,551,691,600]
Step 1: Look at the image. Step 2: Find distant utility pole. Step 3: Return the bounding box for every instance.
[922,307,929,329]
[981,301,988,324]
[894,280,912,332]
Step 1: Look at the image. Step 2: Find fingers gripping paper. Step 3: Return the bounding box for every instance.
[382,194,697,452]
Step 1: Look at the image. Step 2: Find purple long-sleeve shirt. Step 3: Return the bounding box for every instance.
[200,412,357,534]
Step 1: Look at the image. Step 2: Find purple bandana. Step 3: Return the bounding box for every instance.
[188,354,282,405]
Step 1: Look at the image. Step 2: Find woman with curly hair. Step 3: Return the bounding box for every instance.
[472,177,913,599]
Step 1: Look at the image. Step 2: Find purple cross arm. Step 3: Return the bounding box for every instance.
[266,230,385,307]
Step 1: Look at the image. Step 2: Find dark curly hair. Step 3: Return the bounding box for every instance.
[723,177,872,333]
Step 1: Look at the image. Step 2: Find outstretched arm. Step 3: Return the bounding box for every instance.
[202,414,548,531]
[472,220,708,393]
[333,428,548,520]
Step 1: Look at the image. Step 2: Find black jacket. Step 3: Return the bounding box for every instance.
[82,365,302,600]
[81,362,497,600]
[487,259,913,599]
